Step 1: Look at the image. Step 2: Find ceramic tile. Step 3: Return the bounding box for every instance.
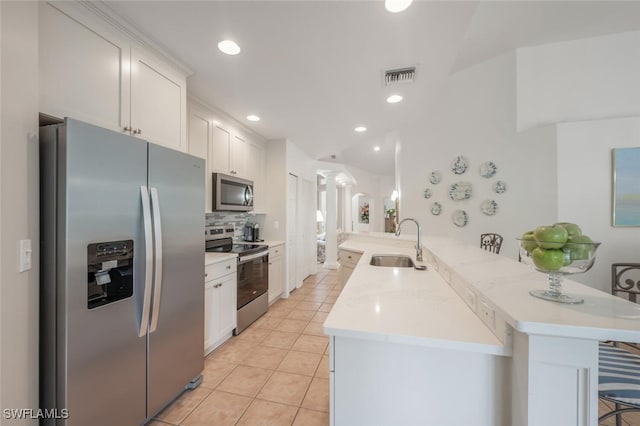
[209,338,256,364]
[324,295,338,304]
[278,350,322,376]
[275,318,309,333]
[252,316,284,330]
[292,335,328,354]
[287,292,306,302]
[236,326,271,344]
[296,301,322,311]
[182,390,251,426]
[301,377,330,413]
[315,355,330,379]
[201,357,237,389]
[257,371,312,406]
[153,386,211,424]
[146,421,174,426]
[286,309,317,321]
[261,330,300,350]
[266,305,294,319]
[302,321,326,337]
[293,408,330,426]
[217,365,273,398]
[241,345,288,370]
[318,303,334,313]
[302,295,327,303]
[236,399,298,426]
[311,311,329,323]
[272,299,299,309]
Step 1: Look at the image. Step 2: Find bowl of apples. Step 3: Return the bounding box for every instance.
[517,222,600,304]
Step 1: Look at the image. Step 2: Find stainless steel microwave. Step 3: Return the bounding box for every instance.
[212,173,254,212]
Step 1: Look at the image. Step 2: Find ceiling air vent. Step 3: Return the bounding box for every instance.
[384,67,416,86]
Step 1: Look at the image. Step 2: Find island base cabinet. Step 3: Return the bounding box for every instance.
[330,336,510,426]
[511,332,598,426]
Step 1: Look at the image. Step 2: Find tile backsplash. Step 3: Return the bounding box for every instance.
[205,212,266,240]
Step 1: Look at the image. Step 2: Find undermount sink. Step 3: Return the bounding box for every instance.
[369,255,415,268]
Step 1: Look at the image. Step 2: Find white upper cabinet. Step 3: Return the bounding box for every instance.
[187,98,267,212]
[211,125,232,174]
[39,2,188,151]
[130,47,186,151]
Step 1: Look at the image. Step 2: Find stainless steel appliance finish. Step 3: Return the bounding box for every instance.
[40,118,205,426]
[243,222,261,242]
[212,172,254,212]
[205,225,269,334]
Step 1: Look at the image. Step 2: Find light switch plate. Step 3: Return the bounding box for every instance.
[19,239,32,272]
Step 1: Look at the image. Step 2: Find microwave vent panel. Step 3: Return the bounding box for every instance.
[384,67,416,86]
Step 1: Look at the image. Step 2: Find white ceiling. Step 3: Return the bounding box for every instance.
[104,1,640,176]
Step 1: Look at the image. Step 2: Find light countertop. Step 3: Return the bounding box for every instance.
[424,236,640,342]
[205,252,237,266]
[324,239,509,356]
[326,235,640,352]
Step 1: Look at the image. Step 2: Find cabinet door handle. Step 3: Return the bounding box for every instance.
[226,265,231,270]
[123,126,132,132]
[133,128,142,135]
[205,273,208,278]
[214,283,222,288]
[269,262,273,265]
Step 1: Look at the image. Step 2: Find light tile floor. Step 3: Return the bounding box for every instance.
[149,267,340,426]
[149,267,640,426]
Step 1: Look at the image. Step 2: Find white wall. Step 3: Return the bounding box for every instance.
[400,52,558,259]
[557,117,640,291]
[264,139,287,242]
[517,31,640,132]
[0,1,39,422]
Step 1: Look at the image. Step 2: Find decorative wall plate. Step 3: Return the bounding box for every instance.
[493,180,507,194]
[451,156,469,175]
[431,202,442,216]
[452,210,469,227]
[429,171,442,185]
[423,188,432,199]
[481,199,498,216]
[479,161,497,178]
[448,181,472,201]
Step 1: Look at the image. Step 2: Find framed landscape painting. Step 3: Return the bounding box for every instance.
[612,147,640,226]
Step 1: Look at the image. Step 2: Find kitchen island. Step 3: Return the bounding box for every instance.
[324,233,640,426]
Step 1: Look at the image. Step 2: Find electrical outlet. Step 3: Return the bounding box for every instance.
[18,239,32,272]
[479,300,495,329]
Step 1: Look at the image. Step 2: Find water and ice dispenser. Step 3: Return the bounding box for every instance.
[87,240,134,309]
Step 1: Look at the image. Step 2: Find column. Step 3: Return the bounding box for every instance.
[343,184,352,233]
[324,172,339,269]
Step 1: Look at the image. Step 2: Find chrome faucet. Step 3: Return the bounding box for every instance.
[395,218,423,262]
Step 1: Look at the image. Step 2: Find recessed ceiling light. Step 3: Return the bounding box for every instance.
[386,94,403,104]
[354,126,367,133]
[247,114,260,122]
[385,0,413,13]
[218,40,241,55]
[374,146,381,152]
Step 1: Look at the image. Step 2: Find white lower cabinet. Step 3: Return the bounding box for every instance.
[204,258,237,355]
[338,249,361,285]
[268,244,285,304]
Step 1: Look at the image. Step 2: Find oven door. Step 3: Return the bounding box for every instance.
[237,251,269,309]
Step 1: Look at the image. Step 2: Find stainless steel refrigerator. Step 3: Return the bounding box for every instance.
[40,118,205,425]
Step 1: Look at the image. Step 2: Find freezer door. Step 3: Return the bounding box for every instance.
[147,144,205,417]
[48,118,149,425]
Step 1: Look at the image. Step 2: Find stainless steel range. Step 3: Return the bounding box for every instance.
[205,225,269,334]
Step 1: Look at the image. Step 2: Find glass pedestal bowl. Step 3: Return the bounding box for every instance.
[517,239,601,304]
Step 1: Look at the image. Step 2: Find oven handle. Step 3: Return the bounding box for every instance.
[238,251,268,264]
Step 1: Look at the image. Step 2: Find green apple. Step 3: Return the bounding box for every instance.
[532,247,565,271]
[565,234,594,260]
[520,231,538,253]
[534,225,568,249]
[554,222,582,238]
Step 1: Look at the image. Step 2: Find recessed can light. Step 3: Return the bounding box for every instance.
[374,146,381,152]
[385,0,413,13]
[386,94,403,104]
[218,40,241,55]
[354,126,367,132]
[247,115,260,122]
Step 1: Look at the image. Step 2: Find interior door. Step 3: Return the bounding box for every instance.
[287,173,298,292]
[146,144,205,417]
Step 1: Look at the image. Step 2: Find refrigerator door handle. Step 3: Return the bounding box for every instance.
[149,187,163,333]
[139,185,154,337]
